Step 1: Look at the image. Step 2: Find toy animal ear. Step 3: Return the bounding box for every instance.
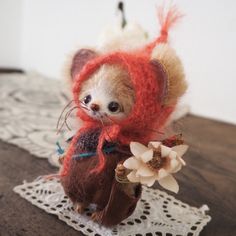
[70,49,98,81]
[151,43,187,105]
[150,59,168,104]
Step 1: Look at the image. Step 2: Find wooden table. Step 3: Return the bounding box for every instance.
[0,115,235,236]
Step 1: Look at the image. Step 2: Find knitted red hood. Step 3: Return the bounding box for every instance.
[61,6,181,175]
[73,51,174,143]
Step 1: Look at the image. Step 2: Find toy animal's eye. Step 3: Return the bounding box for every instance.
[83,95,92,104]
[108,101,121,113]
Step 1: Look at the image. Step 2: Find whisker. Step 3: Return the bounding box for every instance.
[145,128,164,135]
[64,109,75,130]
[56,99,75,131]
[104,113,118,125]
[64,106,80,125]
[78,99,86,105]
[78,99,91,111]
[97,111,113,143]
[97,111,105,128]
[80,105,90,111]
[57,106,80,134]
[56,98,91,134]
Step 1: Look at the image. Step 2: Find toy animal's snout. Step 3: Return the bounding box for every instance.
[90,103,100,112]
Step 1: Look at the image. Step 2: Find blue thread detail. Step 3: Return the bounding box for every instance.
[56,141,65,155]
[72,146,116,161]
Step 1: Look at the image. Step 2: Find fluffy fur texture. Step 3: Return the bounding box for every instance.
[62,48,98,88]
[151,44,187,105]
[97,23,148,53]
[79,64,135,122]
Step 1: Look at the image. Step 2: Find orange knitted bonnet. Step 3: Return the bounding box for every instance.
[61,6,182,175]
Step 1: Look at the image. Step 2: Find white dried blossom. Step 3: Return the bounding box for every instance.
[123,141,188,193]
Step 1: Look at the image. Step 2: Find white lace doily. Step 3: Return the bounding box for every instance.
[3,73,211,235]
[14,177,211,236]
[0,73,78,167]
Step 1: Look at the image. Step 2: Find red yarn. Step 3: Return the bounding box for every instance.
[145,5,183,53]
[61,6,181,176]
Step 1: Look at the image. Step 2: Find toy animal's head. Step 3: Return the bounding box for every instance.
[70,44,187,133]
[78,64,134,124]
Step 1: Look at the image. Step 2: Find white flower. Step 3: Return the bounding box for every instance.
[123,141,188,193]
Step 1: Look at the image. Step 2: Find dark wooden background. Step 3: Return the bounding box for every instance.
[0,115,236,236]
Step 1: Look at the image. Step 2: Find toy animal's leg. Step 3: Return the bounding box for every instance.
[91,210,103,222]
[61,176,89,214]
[91,179,142,227]
[74,202,88,214]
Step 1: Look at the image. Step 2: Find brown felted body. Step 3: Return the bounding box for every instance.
[61,128,142,226]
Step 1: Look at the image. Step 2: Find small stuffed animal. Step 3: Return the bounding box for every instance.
[60,7,187,227]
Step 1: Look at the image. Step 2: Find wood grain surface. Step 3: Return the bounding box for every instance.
[0,115,235,236]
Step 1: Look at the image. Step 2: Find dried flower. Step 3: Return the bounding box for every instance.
[123,141,188,193]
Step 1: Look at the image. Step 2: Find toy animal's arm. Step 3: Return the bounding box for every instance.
[92,163,141,227]
[57,136,74,165]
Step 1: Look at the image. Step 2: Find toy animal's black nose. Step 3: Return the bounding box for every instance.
[90,103,100,112]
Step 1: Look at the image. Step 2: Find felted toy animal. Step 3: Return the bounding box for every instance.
[60,7,187,227]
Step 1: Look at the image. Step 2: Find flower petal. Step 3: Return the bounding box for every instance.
[136,164,155,177]
[157,168,169,179]
[127,171,140,183]
[172,145,189,157]
[123,157,141,170]
[140,176,156,187]
[141,149,154,163]
[130,142,149,158]
[172,164,182,173]
[169,159,182,173]
[177,156,186,166]
[148,141,161,149]
[158,175,179,193]
[161,145,172,157]
[169,151,177,160]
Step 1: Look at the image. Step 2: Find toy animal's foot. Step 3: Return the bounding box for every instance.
[58,155,65,165]
[91,211,102,223]
[74,202,87,214]
[43,174,61,180]
[115,163,126,178]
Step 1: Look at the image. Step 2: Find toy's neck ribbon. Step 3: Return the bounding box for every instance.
[72,144,117,161]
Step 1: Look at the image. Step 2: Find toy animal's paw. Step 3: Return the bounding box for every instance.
[74,202,86,214]
[58,155,65,165]
[115,163,126,178]
[91,211,103,223]
[43,174,61,180]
